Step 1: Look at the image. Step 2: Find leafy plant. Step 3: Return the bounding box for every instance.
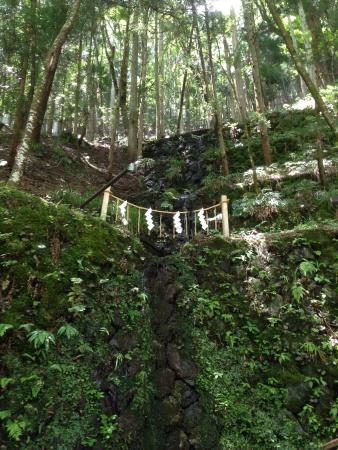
[57,324,79,339]
[27,330,56,351]
[0,323,13,337]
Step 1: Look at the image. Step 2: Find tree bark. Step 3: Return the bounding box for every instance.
[243,0,272,166]
[73,33,83,136]
[127,8,140,162]
[204,2,229,175]
[154,13,164,139]
[137,9,149,158]
[108,14,131,172]
[177,24,194,134]
[231,8,248,120]
[264,0,337,135]
[9,0,82,184]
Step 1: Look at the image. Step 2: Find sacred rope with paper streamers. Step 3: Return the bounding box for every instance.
[145,208,155,231]
[198,208,208,231]
[106,191,225,238]
[173,211,183,234]
[119,200,128,226]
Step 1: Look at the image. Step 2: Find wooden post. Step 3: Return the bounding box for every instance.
[100,187,111,221]
[221,195,230,238]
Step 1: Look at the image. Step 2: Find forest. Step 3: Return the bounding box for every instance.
[0,0,337,448]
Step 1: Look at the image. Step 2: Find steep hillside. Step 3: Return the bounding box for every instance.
[0,187,337,449]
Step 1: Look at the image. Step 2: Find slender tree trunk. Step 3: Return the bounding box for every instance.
[47,93,56,135]
[264,0,337,135]
[231,8,248,122]
[243,0,272,166]
[154,13,164,139]
[9,0,82,184]
[8,56,29,170]
[9,0,38,168]
[191,0,212,114]
[177,24,194,134]
[204,2,229,175]
[137,9,149,158]
[108,14,131,172]
[288,16,307,97]
[222,35,239,120]
[316,136,326,188]
[302,0,333,85]
[73,33,83,136]
[298,0,317,85]
[127,8,140,161]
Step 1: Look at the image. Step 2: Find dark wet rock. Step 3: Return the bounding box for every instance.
[167,344,197,386]
[154,368,176,399]
[183,402,202,429]
[118,410,144,434]
[161,396,182,426]
[114,330,139,352]
[173,380,198,408]
[165,429,190,450]
[286,383,311,413]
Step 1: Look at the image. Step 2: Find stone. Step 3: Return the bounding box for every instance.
[114,330,139,352]
[165,429,190,450]
[161,396,182,426]
[286,383,311,414]
[154,368,176,399]
[173,380,197,408]
[183,402,202,430]
[167,344,197,386]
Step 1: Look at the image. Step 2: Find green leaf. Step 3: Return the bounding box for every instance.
[57,324,79,339]
[68,304,86,313]
[6,420,26,440]
[0,323,13,337]
[27,330,55,350]
[0,410,11,420]
[299,260,317,277]
[291,283,306,302]
[0,378,15,389]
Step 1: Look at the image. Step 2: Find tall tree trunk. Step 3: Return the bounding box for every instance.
[154,13,164,139]
[9,0,82,184]
[231,8,248,121]
[9,0,38,169]
[288,16,307,97]
[298,0,317,85]
[137,9,149,158]
[8,56,29,170]
[191,0,211,111]
[73,33,83,136]
[302,0,334,85]
[264,0,337,135]
[177,24,194,134]
[243,0,272,166]
[108,14,131,172]
[127,8,140,162]
[204,2,229,175]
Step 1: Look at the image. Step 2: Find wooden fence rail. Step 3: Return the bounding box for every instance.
[100,189,230,239]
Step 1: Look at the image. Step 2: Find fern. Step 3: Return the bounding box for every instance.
[0,323,13,337]
[291,283,306,302]
[299,260,317,277]
[6,419,26,440]
[57,324,79,339]
[27,330,55,351]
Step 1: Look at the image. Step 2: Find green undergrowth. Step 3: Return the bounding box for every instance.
[173,232,338,449]
[0,187,337,449]
[0,186,154,449]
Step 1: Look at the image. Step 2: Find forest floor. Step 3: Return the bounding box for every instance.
[0,130,141,198]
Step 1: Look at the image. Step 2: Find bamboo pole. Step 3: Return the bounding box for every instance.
[221,195,230,238]
[100,187,111,221]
